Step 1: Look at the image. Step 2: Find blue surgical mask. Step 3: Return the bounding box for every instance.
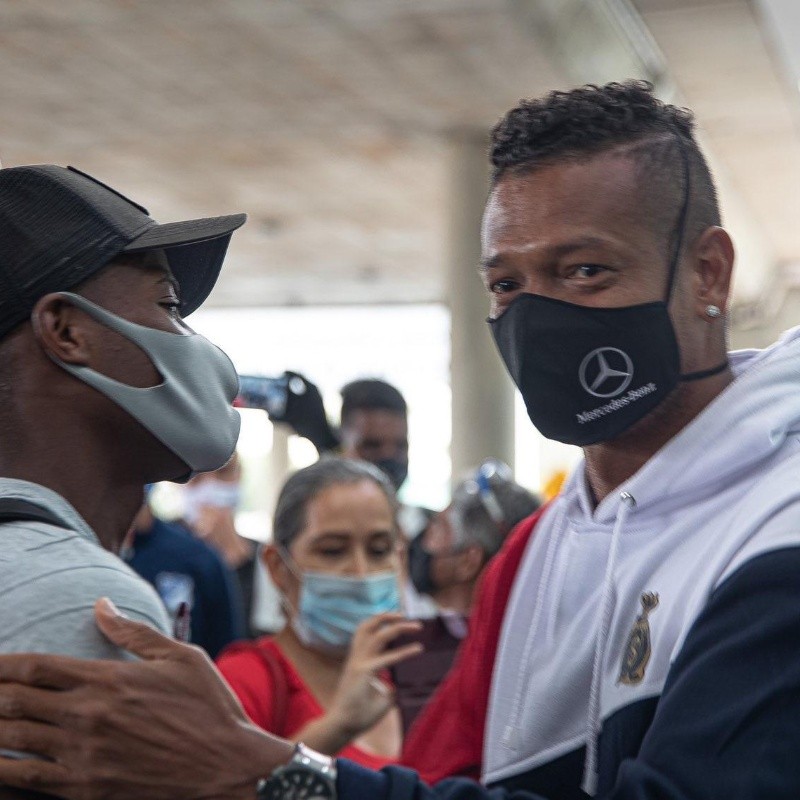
[289,567,401,653]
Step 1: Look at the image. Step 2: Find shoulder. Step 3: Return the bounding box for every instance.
[0,525,170,657]
[216,638,290,729]
[218,636,283,673]
[717,494,800,588]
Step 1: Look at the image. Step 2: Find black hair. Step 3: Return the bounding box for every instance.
[340,379,407,428]
[490,81,720,244]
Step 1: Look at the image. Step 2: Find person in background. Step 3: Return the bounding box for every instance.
[338,381,409,494]
[125,495,245,659]
[262,374,439,617]
[182,452,259,637]
[408,460,541,617]
[216,457,423,768]
[269,376,430,528]
[389,462,540,736]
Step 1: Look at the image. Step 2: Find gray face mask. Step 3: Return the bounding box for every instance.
[49,292,241,479]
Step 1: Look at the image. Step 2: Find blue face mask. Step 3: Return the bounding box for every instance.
[289,568,401,654]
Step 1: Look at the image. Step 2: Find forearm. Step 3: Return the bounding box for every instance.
[294,712,360,757]
[230,724,297,795]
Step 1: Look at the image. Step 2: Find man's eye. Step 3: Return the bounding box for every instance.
[160,300,182,316]
[489,279,519,294]
[572,264,607,279]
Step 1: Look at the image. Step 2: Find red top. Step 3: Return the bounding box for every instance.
[216,636,399,770]
[400,508,543,784]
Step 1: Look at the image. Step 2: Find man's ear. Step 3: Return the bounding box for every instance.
[30,293,92,365]
[692,226,735,317]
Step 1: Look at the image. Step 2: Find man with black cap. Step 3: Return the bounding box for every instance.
[0,164,245,660]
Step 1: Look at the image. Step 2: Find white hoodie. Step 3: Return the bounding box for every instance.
[484,328,800,792]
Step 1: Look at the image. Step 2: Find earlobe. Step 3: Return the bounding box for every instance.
[694,226,734,317]
[31,294,92,365]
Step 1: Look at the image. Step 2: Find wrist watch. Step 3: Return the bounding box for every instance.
[257,742,337,799]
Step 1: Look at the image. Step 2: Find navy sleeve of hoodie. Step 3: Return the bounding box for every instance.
[336,546,800,800]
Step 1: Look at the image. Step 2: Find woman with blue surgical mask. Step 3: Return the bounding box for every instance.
[216,457,422,768]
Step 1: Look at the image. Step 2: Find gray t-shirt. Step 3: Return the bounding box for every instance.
[0,478,170,659]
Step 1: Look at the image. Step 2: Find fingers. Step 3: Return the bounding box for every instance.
[0,654,91,691]
[367,619,423,650]
[0,721,62,762]
[368,677,390,697]
[355,612,408,634]
[0,685,67,726]
[94,598,188,660]
[369,642,424,672]
[0,756,69,798]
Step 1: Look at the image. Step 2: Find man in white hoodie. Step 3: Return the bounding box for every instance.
[0,82,798,800]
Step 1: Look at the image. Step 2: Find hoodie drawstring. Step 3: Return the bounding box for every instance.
[581,491,636,796]
[502,505,566,750]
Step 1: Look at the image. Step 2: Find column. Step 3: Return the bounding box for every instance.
[448,130,516,480]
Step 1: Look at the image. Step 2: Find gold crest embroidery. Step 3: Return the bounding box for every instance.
[618,592,659,685]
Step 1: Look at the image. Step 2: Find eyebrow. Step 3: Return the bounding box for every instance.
[480,236,614,272]
[312,530,394,542]
[157,274,182,296]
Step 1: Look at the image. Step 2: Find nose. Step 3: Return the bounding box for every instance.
[349,548,370,577]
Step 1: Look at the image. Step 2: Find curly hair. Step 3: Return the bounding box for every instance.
[490,81,720,244]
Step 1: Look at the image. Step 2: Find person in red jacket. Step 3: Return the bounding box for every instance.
[217,457,422,769]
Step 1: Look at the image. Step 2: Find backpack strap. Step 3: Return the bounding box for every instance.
[221,640,289,736]
[0,498,70,529]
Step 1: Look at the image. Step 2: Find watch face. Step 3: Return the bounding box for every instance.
[263,766,335,800]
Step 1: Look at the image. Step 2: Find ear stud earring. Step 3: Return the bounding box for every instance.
[705,305,722,319]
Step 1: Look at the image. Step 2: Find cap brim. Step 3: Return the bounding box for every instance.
[123,213,247,316]
[123,213,247,253]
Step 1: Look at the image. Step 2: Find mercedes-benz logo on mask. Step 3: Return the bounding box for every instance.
[579,348,634,398]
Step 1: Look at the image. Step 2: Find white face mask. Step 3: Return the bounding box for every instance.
[183,479,241,525]
[48,292,241,479]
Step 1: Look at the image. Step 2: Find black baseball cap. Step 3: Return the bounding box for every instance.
[0,164,247,338]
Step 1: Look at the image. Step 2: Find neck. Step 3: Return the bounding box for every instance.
[430,581,476,616]
[583,367,733,505]
[275,625,345,673]
[0,412,147,553]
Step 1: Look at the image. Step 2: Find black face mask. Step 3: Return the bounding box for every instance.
[408,534,437,595]
[375,457,409,491]
[489,138,727,447]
